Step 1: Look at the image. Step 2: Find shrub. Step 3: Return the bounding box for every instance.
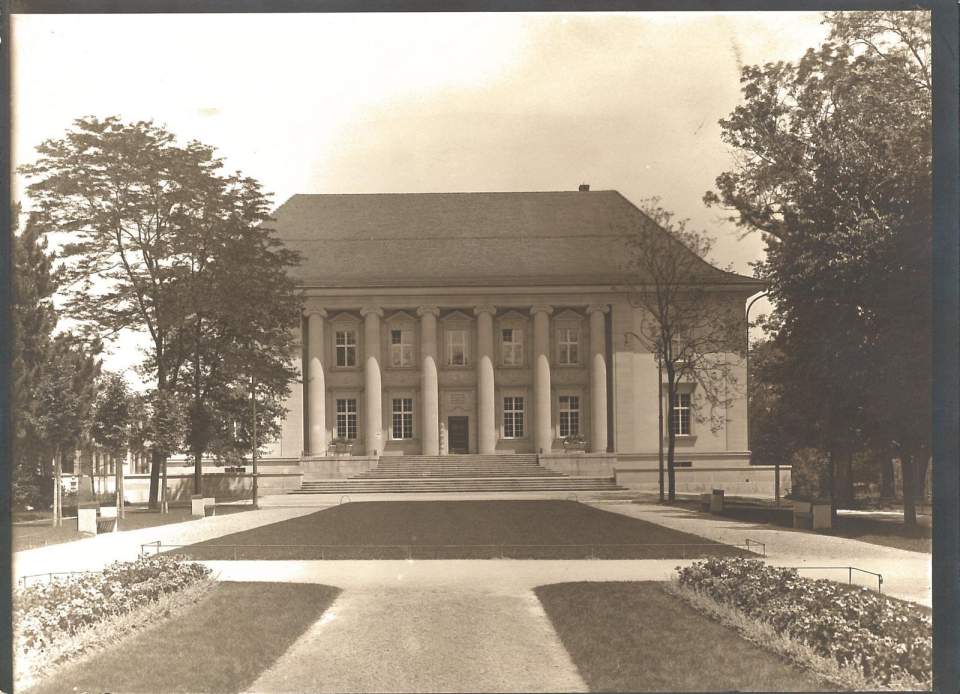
[676,558,931,687]
[14,556,211,654]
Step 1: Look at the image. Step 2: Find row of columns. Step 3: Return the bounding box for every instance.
[303,304,609,456]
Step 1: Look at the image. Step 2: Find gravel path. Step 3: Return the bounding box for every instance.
[245,587,587,693]
[593,501,931,605]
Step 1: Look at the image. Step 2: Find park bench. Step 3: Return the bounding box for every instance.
[97,506,119,533]
[699,490,725,513]
[191,496,218,518]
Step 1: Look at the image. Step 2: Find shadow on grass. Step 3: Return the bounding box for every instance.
[25,581,340,694]
[535,581,833,692]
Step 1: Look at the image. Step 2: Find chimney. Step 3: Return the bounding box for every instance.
[578,183,590,191]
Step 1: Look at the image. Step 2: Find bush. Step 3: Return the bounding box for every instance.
[14,556,211,654]
[676,558,931,687]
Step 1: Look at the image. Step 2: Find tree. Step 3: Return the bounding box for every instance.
[34,335,102,525]
[91,372,132,518]
[622,199,748,500]
[11,210,61,509]
[20,117,300,505]
[705,12,931,525]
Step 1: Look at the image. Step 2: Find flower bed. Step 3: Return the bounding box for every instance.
[15,556,211,654]
[676,558,931,688]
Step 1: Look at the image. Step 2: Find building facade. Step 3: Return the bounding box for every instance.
[259,188,772,488]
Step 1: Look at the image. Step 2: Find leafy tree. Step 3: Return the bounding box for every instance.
[623,199,748,500]
[20,117,300,504]
[11,211,61,509]
[91,372,132,517]
[705,12,931,525]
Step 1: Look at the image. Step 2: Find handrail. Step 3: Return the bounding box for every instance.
[744,538,766,557]
[788,565,883,593]
[19,570,97,587]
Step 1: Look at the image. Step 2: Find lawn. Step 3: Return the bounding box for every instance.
[13,505,251,553]
[169,500,750,560]
[24,581,340,694]
[535,581,831,692]
[669,498,931,553]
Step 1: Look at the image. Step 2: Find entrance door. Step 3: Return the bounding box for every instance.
[448,416,469,454]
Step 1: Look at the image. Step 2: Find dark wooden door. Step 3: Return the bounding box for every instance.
[448,416,469,454]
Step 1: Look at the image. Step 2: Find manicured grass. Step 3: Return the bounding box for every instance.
[25,581,340,694]
[13,505,251,553]
[669,498,931,553]
[172,500,750,560]
[535,581,831,692]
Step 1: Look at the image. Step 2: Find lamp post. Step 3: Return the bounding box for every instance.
[745,292,774,501]
[624,331,664,502]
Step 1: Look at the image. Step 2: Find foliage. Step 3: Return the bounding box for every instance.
[20,116,302,501]
[676,557,931,687]
[787,448,832,501]
[14,556,211,654]
[91,372,133,458]
[622,198,747,499]
[704,12,931,524]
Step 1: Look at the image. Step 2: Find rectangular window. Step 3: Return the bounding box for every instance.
[336,398,358,440]
[501,328,524,366]
[559,395,580,438]
[447,329,468,366]
[503,397,525,439]
[558,328,579,365]
[390,328,414,367]
[335,330,357,367]
[672,392,692,436]
[392,398,414,439]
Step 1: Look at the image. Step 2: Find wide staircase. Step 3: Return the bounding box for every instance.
[291,454,624,494]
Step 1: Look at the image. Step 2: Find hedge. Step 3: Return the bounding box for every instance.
[676,557,931,687]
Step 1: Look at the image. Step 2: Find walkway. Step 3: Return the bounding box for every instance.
[592,501,931,605]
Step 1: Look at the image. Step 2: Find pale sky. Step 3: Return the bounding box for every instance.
[12,11,830,381]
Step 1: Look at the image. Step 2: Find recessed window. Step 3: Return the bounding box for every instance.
[501,328,523,366]
[392,398,414,439]
[335,330,357,367]
[558,328,579,365]
[335,398,358,440]
[447,329,468,366]
[503,397,525,439]
[559,395,580,438]
[672,392,692,436]
[390,328,414,367]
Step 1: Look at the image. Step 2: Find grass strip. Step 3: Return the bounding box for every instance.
[24,581,341,694]
[663,581,929,691]
[535,580,830,692]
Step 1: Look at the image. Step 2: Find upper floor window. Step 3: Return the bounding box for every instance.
[390,328,414,368]
[335,330,357,367]
[336,398,358,440]
[447,329,468,366]
[503,396,525,439]
[501,328,524,366]
[559,395,580,438]
[672,392,692,436]
[392,398,414,439]
[558,328,580,365]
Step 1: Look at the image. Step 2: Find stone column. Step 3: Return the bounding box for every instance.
[587,304,610,453]
[361,307,384,456]
[531,305,554,453]
[474,305,497,454]
[417,306,441,456]
[304,307,328,456]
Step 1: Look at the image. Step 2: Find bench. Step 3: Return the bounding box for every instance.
[97,506,119,533]
[191,496,218,518]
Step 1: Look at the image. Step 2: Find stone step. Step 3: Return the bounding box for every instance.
[293,477,624,494]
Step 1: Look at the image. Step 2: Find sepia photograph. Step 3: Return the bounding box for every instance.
[6,3,956,693]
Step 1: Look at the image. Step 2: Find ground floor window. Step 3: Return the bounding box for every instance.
[672,392,691,436]
[392,398,414,439]
[503,396,525,438]
[559,395,580,438]
[336,398,358,440]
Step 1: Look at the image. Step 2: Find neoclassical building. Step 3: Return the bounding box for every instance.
[258,188,776,491]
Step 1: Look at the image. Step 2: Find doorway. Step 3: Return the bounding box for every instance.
[447,416,469,454]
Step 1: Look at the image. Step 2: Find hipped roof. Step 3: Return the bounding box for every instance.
[271,190,763,290]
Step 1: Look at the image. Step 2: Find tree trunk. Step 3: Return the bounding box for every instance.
[827,449,837,523]
[666,373,677,501]
[53,450,62,527]
[194,450,203,496]
[915,455,930,505]
[149,448,161,508]
[901,453,917,528]
[879,452,895,502]
[844,451,855,504]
